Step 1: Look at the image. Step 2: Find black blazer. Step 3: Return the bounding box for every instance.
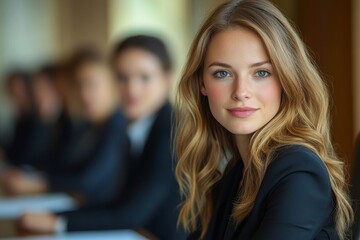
[45,110,127,206]
[5,114,53,167]
[59,103,186,240]
[188,145,337,240]
[351,134,360,239]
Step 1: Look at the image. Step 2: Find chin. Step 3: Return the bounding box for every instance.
[223,124,259,136]
[230,129,257,136]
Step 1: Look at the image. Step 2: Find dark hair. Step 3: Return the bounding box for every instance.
[34,64,57,83]
[112,35,172,72]
[68,48,104,77]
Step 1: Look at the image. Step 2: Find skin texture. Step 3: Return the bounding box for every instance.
[115,48,170,122]
[202,27,282,164]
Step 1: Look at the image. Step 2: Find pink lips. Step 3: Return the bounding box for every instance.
[227,107,259,118]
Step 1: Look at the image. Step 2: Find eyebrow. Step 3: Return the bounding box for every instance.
[207,60,271,68]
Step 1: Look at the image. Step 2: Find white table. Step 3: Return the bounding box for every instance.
[0,230,147,240]
[0,193,77,219]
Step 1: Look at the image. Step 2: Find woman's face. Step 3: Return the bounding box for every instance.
[32,73,60,119]
[115,48,169,121]
[8,76,32,113]
[202,27,282,136]
[77,63,115,121]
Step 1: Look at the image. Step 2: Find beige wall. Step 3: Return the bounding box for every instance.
[56,0,109,58]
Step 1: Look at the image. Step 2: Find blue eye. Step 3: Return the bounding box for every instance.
[255,70,270,78]
[213,70,230,78]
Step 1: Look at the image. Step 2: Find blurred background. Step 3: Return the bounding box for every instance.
[0,0,358,173]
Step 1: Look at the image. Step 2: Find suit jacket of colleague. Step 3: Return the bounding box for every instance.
[59,103,186,240]
[188,145,338,240]
[44,109,127,206]
[5,114,53,167]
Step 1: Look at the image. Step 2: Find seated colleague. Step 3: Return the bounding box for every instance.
[5,65,62,168]
[2,66,64,195]
[19,35,186,240]
[40,60,89,173]
[174,1,353,240]
[4,51,127,206]
[1,70,35,167]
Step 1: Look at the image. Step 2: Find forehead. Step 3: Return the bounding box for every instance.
[204,27,270,65]
[115,48,162,72]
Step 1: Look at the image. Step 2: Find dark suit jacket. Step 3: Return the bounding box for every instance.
[351,134,360,239]
[45,109,127,206]
[59,103,186,240]
[5,114,53,167]
[188,145,337,240]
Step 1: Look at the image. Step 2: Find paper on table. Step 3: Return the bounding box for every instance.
[0,193,77,219]
[0,230,147,240]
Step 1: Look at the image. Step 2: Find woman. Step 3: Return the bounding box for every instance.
[1,70,35,167]
[41,50,127,206]
[19,35,185,240]
[175,0,353,239]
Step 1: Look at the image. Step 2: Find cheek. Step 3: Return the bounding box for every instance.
[118,84,129,98]
[204,80,229,106]
[259,81,282,111]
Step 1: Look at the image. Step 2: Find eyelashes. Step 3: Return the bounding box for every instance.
[254,70,271,78]
[211,69,272,79]
[213,70,231,78]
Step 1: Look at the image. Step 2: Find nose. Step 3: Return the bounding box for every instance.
[126,78,141,98]
[232,75,251,101]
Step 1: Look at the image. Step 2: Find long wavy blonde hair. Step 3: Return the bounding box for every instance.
[174,0,353,239]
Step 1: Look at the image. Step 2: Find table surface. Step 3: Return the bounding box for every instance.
[0,230,147,240]
[0,193,77,219]
[0,172,156,240]
[0,219,157,240]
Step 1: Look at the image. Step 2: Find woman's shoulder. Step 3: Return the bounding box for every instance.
[262,145,331,190]
[269,145,328,173]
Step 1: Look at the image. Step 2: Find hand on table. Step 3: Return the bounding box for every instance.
[17,212,57,235]
[2,168,48,196]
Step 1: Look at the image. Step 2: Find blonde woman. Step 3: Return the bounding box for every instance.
[175,0,353,239]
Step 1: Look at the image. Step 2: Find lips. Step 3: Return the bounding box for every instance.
[227,107,259,118]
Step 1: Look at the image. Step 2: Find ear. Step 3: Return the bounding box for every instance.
[200,82,207,96]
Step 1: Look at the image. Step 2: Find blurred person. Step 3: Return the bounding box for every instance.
[1,66,64,195]
[32,65,63,125]
[174,0,352,240]
[4,50,127,206]
[4,70,33,118]
[19,35,186,240]
[0,70,36,166]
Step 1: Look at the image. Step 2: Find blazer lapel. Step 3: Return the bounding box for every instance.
[205,159,244,240]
